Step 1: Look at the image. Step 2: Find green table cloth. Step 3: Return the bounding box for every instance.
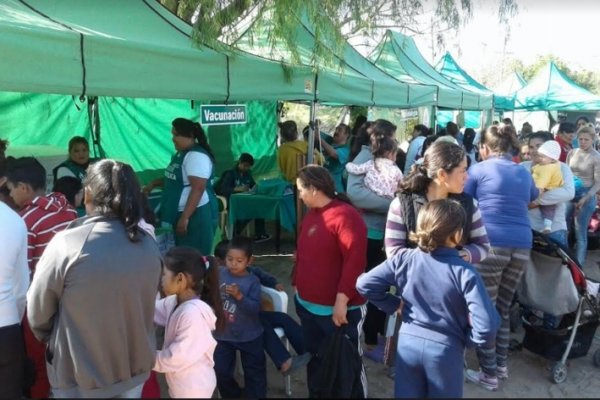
[228,192,296,235]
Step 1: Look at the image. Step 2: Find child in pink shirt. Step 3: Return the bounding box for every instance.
[153,247,224,398]
[345,135,403,199]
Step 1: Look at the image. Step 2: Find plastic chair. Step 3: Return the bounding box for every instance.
[261,286,292,397]
[216,195,229,239]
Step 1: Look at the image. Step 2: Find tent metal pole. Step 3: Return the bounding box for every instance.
[88,96,104,159]
[307,101,318,165]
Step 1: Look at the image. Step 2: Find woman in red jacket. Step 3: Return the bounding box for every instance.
[292,165,368,397]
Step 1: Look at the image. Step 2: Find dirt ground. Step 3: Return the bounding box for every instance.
[157,226,600,398]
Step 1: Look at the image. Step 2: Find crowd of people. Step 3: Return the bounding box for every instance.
[0,112,599,398]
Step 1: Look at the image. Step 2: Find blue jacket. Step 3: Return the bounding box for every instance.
[248,265,278,289]
[464,156,539,248]
[356,247,499,349]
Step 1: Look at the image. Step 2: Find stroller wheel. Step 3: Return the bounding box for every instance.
[594,350,600,367]
[551,362,567,384]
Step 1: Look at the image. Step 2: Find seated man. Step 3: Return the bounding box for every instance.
[215,153,270,243]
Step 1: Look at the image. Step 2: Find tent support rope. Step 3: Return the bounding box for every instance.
[18,0,87,98]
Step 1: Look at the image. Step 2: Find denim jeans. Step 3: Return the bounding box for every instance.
[547,229,568,249]
[566,194,597,265]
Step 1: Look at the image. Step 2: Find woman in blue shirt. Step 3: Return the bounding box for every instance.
[463,123,538,391]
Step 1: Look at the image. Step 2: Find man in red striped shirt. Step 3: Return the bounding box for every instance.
[5,157,77,399]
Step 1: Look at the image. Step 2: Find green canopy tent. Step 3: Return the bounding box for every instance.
[514,62,600,111]
[0,0,321,102]
[233,8,438,108]
[0,0,334,181]
[369,30,483,110]
[494,72,527,98]
[434,52,505,110]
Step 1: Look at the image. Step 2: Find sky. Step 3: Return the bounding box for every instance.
[403,0,600,86]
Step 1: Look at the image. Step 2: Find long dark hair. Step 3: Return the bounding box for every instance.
[83,159,144,242]
[400,141,466,194]
[297,165,353,206]
[172,118,215,162]
[349,121,374,162]
[164,246,225,332]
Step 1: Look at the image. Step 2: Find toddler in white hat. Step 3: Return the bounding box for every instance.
[531,140,564,233]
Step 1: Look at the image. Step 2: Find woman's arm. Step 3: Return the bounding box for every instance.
[356,255,404,315]
[536,163,575,205]
[384,197,408,258]
[143,177,165,195]
[461,200,491,264]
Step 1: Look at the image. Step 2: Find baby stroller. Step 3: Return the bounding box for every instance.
[516,230,600,384]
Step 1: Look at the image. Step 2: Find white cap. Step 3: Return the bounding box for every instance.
[435,135,459,145]
[538,140,561,161]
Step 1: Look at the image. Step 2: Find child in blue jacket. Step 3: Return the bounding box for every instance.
[357,199,500,398]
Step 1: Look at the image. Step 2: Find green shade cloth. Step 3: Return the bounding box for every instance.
[435,52,512,111]
[0,0,317,102]
[436,110,481,129]
[0,92,279,184]
[228,192,296,234]
[514,62,600,111]
[369,30,481,110]
[233,9,436,108]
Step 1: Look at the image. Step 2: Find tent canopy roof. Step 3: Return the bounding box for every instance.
[233,9,438,108]
[435,52,512,111]
[0,0,321,101]
[369,30,487,110]
[514,62,600,111]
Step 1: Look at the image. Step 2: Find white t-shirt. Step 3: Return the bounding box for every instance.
[0,202,29,327]
[178,151,212,211]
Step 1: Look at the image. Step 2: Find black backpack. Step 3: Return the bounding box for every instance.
[313,326,365,398]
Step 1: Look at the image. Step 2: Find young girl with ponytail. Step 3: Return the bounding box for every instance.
[357,199,499,398]
[154,246,224,398]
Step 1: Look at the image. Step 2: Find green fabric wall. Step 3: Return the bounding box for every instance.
[0,92,278,184]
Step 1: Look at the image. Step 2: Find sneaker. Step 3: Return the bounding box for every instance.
[465,369,498,391]
[363,343,385,364]
[282,353,312,376]
[254,234,272,243]
[497,365,508,380]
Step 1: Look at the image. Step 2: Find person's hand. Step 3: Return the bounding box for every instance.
[225,284,243,301]
[458,249,470,262]
[275,283,285,292]
[176,215,189,235]
[575,196,589,212]
[142,183,154,196]
[528,201,539,209]
[332,299,348,327]
[234,185,249,193]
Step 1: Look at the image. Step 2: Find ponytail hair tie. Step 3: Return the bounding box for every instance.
[334,191,338,196]
[201,256,210,270]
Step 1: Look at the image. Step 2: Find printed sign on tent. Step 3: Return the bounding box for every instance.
[201,104,247,126]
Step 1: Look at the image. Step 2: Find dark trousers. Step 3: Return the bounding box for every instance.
[0,323,25,399]
[260,311,306,368]
[214,336,266,399]
[294,297,367,398]
[363,238,387,345]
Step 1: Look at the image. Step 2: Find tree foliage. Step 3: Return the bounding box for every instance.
[160,0,518,71]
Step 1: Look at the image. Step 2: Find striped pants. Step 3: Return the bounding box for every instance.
[474,247,530,376]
